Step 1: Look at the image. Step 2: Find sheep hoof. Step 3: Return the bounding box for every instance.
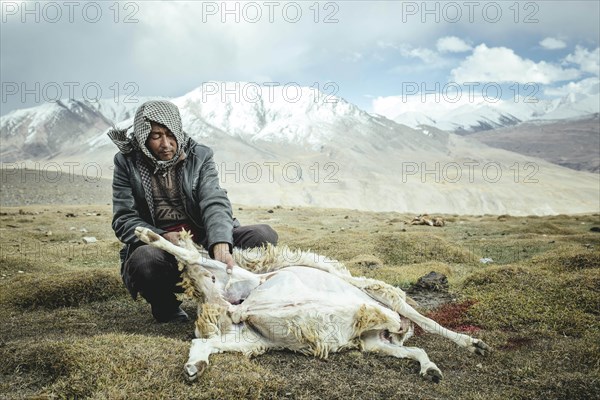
[421,366,443,383]
[135,227,161,243]
[184,361,207,382]
[470,339,491,356]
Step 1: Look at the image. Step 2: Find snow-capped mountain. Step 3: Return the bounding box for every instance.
[392,88,599,133]
[171,84,371,147]
[1,83,598,215]
[0,99,111,161]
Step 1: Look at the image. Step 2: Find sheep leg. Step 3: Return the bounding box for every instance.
[361,331,443,383]
[395,300,490,355]
[184,338,212,381]
[135,226,209,265]
[358,285,490,355]
[184,323,270,382]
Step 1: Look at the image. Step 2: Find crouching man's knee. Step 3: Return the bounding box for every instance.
[233,224,278,249]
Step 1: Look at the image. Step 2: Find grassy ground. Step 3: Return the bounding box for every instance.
[0,204,599,399]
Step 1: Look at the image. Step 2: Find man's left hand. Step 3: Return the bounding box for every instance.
[213,243,235,274]
[162,231,181,245]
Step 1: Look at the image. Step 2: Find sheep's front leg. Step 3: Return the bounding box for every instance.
[185,323,270,382]
[135,227,200,265]
[185,338,212,381]
[361,332,443,383]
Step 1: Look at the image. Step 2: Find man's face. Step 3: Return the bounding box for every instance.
[146,122,178,161]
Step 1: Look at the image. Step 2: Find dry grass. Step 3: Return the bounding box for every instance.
[1,204,599,399]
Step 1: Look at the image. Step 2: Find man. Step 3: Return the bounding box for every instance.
[108,100,278,323]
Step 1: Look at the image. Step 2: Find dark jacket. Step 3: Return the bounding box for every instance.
[112,139,237,269]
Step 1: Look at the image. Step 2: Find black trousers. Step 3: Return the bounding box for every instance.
[122,224,278,314]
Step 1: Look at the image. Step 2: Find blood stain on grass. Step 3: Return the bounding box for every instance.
[415,300,481,336]
[498,337,534,351]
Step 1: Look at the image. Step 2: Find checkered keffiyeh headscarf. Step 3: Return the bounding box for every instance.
[107,100,189,219]
[107,100,189,173]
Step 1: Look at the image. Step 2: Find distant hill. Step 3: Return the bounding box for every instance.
[468,114,600,173]
[0,168,112,207]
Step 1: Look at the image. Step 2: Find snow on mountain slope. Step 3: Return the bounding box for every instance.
[393,90,599,132]
[172,83,370,147]
[540,92,600,120]
[89,97,158,125]
[0,99,111,161]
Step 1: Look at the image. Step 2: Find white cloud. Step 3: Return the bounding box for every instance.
[372,95,450,121]
[376,40,396,49]
[345,52,364,63]
[375,41,448,68]
[564,46,600,75]
[451,44,581,84]
[436,36,472,53]
[396,45,445,66]
[544,77,600,96]
[376,41,439,64]
[372,96,405,119]
[540,37,567,50]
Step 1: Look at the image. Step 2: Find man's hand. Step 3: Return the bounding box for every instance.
[162,231,180,245]
[213,242,235,274]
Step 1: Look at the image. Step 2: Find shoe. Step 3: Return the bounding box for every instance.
[152,305,190,323]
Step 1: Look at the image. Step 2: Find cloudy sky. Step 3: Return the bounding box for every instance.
[1,1,599,117]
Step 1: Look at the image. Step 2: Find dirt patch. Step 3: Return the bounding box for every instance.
[408,290,456,310]
[407,271,456,310]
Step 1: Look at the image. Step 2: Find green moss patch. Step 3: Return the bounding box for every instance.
[376,233,476,265]
[531,244,600,271]
[0,255,46,274]
[509,221,579,235]
[0,269,125,309]
[462,265,599,337]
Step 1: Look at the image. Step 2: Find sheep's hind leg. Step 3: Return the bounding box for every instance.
[359,284,491,355]
[185,323,270,382]
[394,301,491,355]
[361,331,443,383]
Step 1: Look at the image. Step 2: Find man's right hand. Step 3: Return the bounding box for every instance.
[162,231,180,245]
[212,242,236,274]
